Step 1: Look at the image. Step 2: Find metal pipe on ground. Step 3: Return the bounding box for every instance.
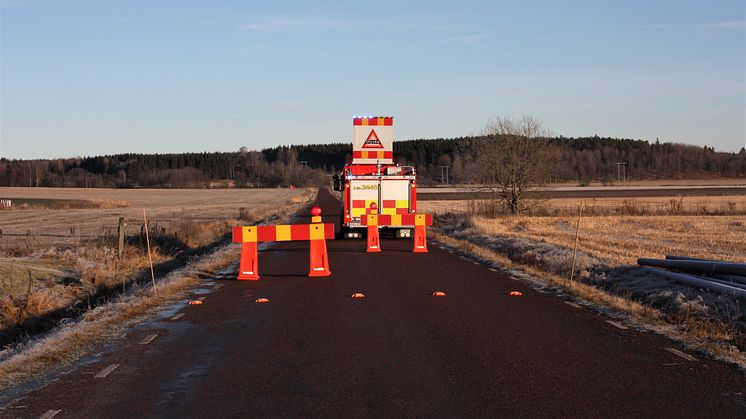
[701,275,746,291]
[665,255,738,263]
[638,258,746,277]
[707,273,746,286]
[641,267,746,297]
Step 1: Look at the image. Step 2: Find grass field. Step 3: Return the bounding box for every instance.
[420,196,746,265]
[0,187,314,331]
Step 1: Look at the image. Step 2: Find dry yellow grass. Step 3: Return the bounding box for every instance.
[471,215,746,265]
[0,187,313,246]
[420,197,746,265]
[0,187,315,330]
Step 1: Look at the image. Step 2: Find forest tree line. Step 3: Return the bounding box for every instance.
[1,136,744,188]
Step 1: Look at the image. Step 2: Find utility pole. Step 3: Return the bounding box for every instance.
[440,165,450,185]
[616,162,627,183]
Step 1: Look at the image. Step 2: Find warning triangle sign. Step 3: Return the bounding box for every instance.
[362,129,384,149]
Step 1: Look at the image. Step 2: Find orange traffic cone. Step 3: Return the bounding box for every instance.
[238,241,259,280]
[308,237,331,277]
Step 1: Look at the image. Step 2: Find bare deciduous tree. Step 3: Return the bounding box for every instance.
[476,115,551,214]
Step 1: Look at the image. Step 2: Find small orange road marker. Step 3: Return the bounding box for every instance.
[255,297,270,303]
[432,291,446,297]
[351,293,365,299]
[188,300,203,305]
[508,291,523,296]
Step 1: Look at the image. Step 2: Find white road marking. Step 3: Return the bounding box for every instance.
[171,313,185,321]
[605,320,628,330]
[564,301,582,309]
[196,296,206,302]
[488,268,497,272]
[213,284,224,289]
[139,333,159,345]
[665,347,697,362]
[94,363,120,378]
[39,409,62,419]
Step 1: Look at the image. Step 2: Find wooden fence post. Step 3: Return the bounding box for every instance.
[117,217,126,259]
[570,201,584,281]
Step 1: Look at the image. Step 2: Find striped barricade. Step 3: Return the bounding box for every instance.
[231,207,334,280]
[360,213,433,253]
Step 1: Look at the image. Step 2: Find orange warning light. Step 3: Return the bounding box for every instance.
[351,293,365,299]
[432,291,446,297]
[508,291,523,296]
[188,300,203,305]
[255,297,270,303]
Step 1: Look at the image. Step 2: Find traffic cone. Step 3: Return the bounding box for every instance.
[308,237,331,277]
[238,241,259,280]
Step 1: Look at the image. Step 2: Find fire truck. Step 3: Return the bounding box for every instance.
[333,116,417,239]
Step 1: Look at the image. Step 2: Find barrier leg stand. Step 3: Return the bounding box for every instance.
[367,225,381,252]
[238,241,259,280]
[366,212,380,253]
[413,214,428,253]
[309,223,331,277]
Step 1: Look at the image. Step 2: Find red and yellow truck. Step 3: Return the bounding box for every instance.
[333,116,417,239]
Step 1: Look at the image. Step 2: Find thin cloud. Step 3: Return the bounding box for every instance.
[640,20,745,37]
[443,33,493,43]
[238,17,351,32]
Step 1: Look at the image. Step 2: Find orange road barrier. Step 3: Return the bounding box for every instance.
[255,297,270,303]
[508,291,523,296]
[188,300,203,305]
[351,293,365,298]
[366,203,381,253]
[232,206,334,280]
[360,213,433,253]
[432,291,446,297]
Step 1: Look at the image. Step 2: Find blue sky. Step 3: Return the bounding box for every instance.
[1,0,744,159]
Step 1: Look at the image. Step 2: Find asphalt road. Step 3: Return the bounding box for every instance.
[2,189,744,418]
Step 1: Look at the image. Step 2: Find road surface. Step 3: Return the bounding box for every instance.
[2,189,744,418]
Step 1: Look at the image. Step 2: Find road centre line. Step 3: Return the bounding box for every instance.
[139,334,159,345]
[197,296,206,302]
[39,410,62,419]
[605,320,628,330]
[564,302,582,308]
[94,363,120,378]
[665,347,697,362]
[171,313,185,321]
